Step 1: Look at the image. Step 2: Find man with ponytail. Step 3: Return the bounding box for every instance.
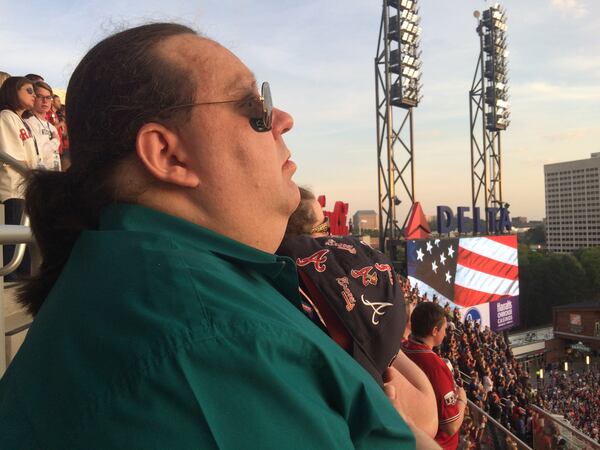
[0,23,431,449]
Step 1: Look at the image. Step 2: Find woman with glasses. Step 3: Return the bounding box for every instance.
[278,187,438,438]
[24,81,61,171]
[0,76,38,279]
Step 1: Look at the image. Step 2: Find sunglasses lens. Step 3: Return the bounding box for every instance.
[249,82,273,133]
[26,88,34,94]
[261,82,273,130]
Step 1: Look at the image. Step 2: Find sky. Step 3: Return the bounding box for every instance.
[1,0,599,221]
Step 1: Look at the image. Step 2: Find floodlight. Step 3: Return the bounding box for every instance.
[389,0,415,9]
[402,54,416,66]
[385,0,422,108]
[401,31,418,44]
[481,3,510,131]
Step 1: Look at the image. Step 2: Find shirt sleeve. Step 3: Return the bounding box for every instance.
[0,111,27,161]
[431,365,460,425]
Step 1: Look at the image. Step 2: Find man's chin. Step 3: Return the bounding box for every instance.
[287,183,301,212]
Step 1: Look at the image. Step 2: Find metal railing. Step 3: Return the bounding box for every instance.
[0,150,34,375]
[531,405,600,450]
[457,369,600,449]
[463,398,532,450]
[0,150,29,176]
[0,213,33,276]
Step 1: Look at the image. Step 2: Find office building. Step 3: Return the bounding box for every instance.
[544,153,600,253]
[352,210,378,233]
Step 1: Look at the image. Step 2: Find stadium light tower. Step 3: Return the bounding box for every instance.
[375,0,423,258]
[469,3,510,229]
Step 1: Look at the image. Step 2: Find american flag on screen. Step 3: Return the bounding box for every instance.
[406,235,519,307]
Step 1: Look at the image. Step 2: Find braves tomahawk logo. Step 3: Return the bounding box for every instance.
[360,295,393,325]
[336,277,356,312]
[374,263,394,285]
[296,249,329,273]
[351,266,378,287]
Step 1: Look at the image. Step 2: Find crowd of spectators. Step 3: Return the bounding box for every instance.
[0,72,69,166]
[401,277,600,447]
[0,72,69,279]
[443,313,536,443]
[538,369,600,442]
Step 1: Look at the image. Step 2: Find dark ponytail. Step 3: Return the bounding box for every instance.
[18,23,199,315]
[20,170,104,315]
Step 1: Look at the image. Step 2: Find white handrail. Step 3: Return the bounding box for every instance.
[0,149,33,375]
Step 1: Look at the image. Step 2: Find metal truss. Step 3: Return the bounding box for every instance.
[375,0,420,258]
[469,19,504,224]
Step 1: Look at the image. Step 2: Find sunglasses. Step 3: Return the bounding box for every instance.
[162,82,273,133]
[24,87,35,95]
[311,216,330,235]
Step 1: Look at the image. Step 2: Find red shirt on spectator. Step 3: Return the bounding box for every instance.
[46,109,63,154]
[402,338,461,450]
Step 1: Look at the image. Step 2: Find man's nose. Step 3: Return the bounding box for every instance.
[271,107,294,137]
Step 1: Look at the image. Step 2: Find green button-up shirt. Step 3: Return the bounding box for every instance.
[0,203,415,449]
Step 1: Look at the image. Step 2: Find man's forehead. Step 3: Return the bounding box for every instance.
[157,34,256,97]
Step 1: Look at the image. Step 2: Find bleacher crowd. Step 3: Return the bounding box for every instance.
[538,369,600,442]
[401,277,600,447]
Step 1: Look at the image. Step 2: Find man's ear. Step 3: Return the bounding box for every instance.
[135,122,200,188]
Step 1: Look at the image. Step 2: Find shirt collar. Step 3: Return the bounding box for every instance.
[408,336,434,351]
[98,202,291,277]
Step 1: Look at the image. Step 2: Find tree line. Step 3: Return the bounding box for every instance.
[518,225,600,329]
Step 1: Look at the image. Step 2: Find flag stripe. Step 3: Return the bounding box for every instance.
[455,264,520,297]
[457,247,519,281]
[483,235,518,249]
[458,237,518,266]
[454,284,508,307]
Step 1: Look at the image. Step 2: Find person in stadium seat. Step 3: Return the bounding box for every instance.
[278,186,438,438]
[0,75,38,279]
[24,81,61,171]
[402,301,468,450]
[0,23,439,449]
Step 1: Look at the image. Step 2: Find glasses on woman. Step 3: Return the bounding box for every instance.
[23,87,35,95]
[311,216,330,235]
[36,95,53,102]
[161,82,273,133]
